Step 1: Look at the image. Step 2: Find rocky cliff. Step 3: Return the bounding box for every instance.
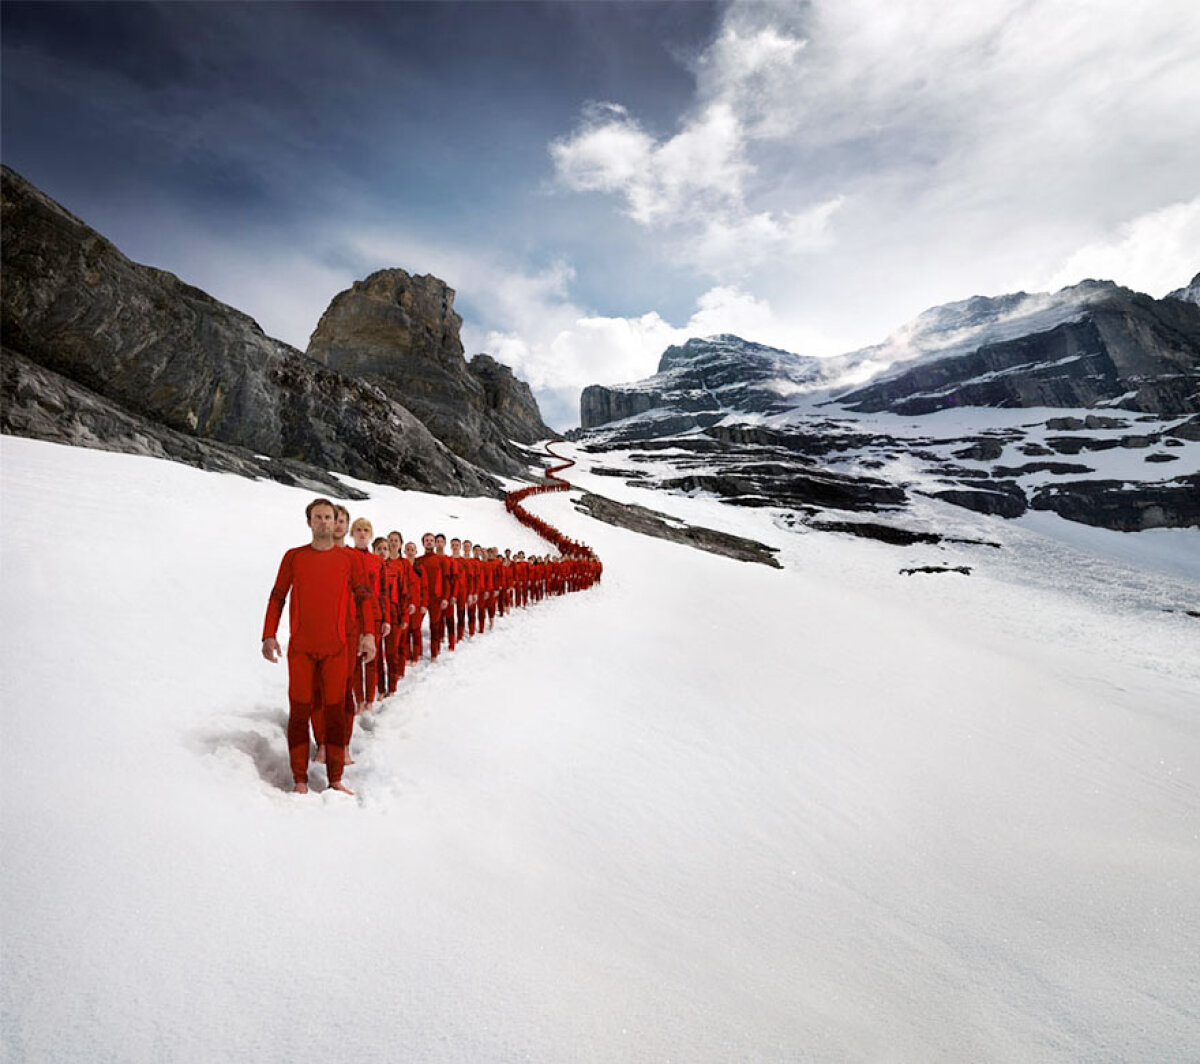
[575,294,1200,532]
[0,166,498,497]
[580,334,829,435]
[835,281,1200,416]
[306,270,554,475]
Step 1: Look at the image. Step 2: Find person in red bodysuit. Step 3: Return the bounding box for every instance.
[349,518,389,714]
[413,532,451,660]
[383,530,407,691]
[403,540,427,662]
[371,535,397,698]
[470,544,489,634]
[434,533,458,652]
[262,498,376,795]
[460,538,478,637]
[449,537,472,644]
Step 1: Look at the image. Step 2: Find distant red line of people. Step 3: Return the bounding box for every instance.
[261,444,602,795]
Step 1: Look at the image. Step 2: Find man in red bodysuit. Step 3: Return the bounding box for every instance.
[262,498,376,795]
[433,533,458,652]
[449,537,472,644]
[403,540,427,662]
[413,532,451,660]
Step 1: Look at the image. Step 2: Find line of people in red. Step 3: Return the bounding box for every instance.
[261,447,601,795]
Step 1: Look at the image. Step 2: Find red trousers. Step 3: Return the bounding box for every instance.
[287,647,348,785]
[356,623,384,705]
[427,604,445,660]
[384,625,405,692]
[408,609,425,662]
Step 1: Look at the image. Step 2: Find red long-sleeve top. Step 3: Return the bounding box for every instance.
[263,544,376,656]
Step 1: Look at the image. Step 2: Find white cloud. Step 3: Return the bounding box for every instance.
[1040,198,1200,298]
[548,0,1200,344]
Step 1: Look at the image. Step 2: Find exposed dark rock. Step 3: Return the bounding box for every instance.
[1020,443,1055,456]
[1045,436,1122,455]
[1,165,496,497]
[2,346,366,498]
[589,466,651,479]
[927,482,1028,518]
[305,268,553,476]
[953,438,1006,461]
[900,565,972,576]
[1029,473,1200,530]
[837,286,1200,416]
[1046,415,1129,431]
[572,492,782,568]
[1166,416,1200,441]
[1119,435,1156,449]
[808,520,943,546]
[1144,453,1179,463]
[658,465,907,513]
[993,462,1095,477]
[581,334,830,432]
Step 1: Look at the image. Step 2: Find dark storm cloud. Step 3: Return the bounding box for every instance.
[1,1,719,224]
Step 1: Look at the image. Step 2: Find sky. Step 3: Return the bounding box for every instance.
[3,0,1199,428]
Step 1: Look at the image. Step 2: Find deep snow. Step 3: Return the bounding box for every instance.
[1,434,1198,1064]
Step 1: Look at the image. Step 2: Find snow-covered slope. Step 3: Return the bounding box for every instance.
[2,435,1198,1063]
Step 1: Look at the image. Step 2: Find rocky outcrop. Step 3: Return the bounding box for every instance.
[580,334,828,432]
[306,270,554,475]
[836,284,1200,416]
[2,346,367,498]
[1030,474,1200,531]
[0,165,495,497]
[573,492,782,568]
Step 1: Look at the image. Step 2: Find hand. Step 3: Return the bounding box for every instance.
[262,637,281,662]
[381,622,392,638]
[407,603,416,615]
[441,599,449,610]
[359,633,376,664]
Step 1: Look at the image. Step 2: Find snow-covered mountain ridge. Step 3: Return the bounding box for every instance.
[576,275,1200,536]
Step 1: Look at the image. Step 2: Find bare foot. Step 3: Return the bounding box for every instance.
[344,754,356,766]
[314,745,326,764]
[329,781,355,796]
[294,781,309,795]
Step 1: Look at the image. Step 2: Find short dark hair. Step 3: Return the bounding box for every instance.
[306,497,336,520]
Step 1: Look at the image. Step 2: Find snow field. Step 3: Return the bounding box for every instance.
[2,435,1198,1063]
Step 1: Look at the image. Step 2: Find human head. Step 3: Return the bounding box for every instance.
[350,517,373,550]
[387,530,403,558]
[334,506,350,542]
[306,499,336,539]
[421,532,435,552]
[404,541,418,559]
[305,497,336,522]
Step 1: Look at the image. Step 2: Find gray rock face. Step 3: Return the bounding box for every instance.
[1030,474,1200,531]
[306,270,553,475]
[1167,272,1200,307]
[2,346,367,498]
[1,165,495,497]
[580,334,828,432]
[836,286,1200,416]
[572,492,782,568]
